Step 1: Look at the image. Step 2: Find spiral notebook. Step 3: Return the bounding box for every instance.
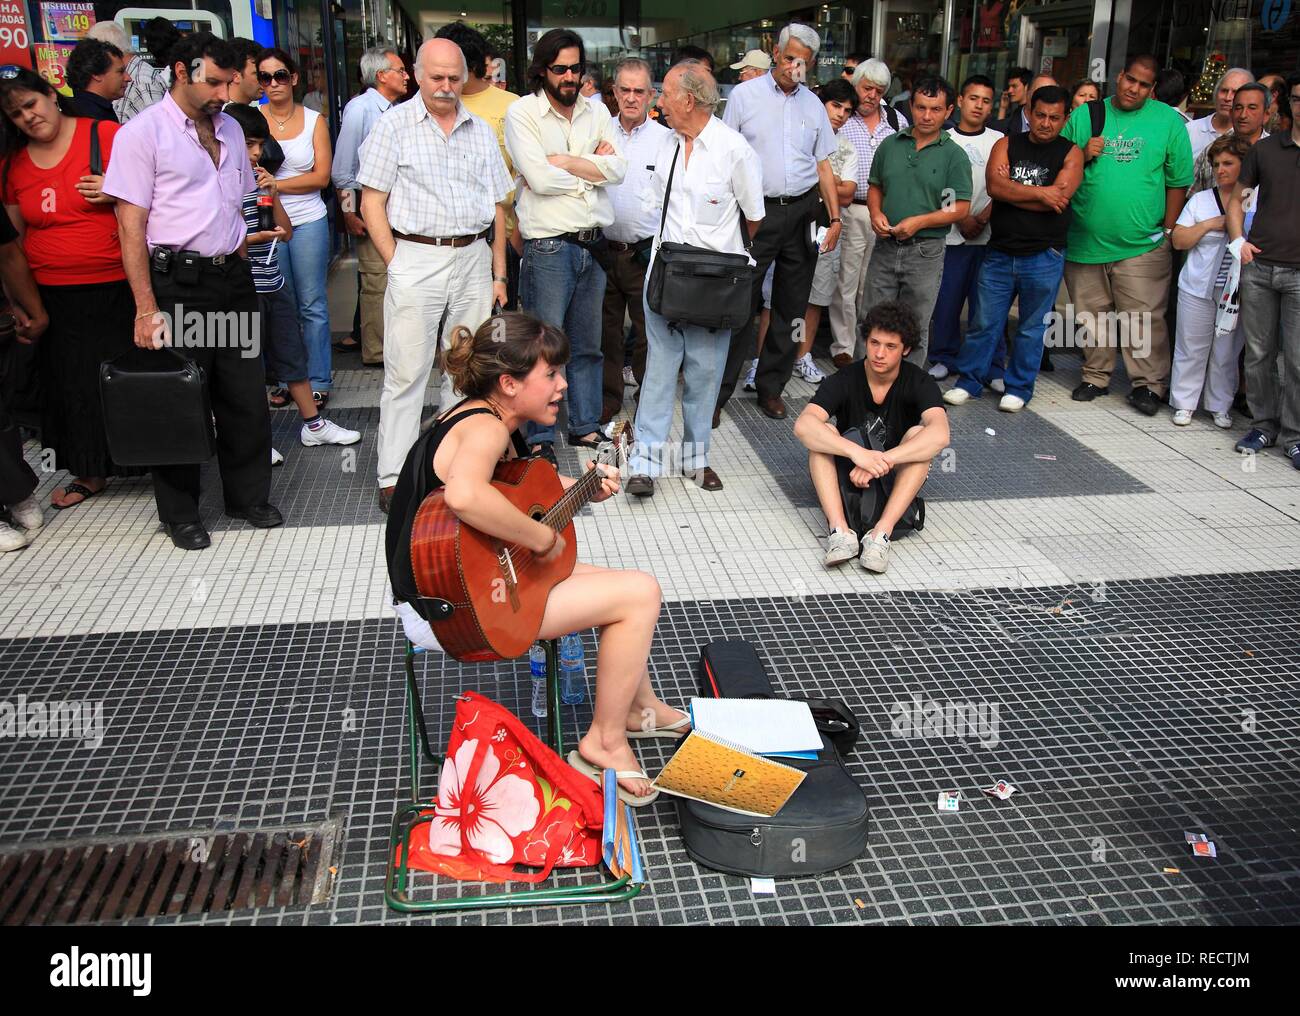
[689,697,822,759]
[651,730,806,818]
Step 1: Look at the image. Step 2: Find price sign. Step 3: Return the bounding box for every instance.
[0,0,34,69]
[35,42,76,95]
[41,2,96,43]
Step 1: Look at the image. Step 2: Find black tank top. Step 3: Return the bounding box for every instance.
[385,401,530,615]
[989,132,1074,256]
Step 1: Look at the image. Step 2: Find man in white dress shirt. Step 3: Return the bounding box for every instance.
[625,62,764,497]
[359,38,511,513]
[505,28,626,461]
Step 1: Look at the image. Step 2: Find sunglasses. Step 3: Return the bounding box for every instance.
[547,63,584,77]
[256,69,293,86]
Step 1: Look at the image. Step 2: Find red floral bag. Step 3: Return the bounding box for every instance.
[400,691,605,883]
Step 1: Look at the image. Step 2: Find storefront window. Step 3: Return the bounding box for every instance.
[876,0,945,97]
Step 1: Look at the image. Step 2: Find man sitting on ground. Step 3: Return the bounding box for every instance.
[794,301,949,573]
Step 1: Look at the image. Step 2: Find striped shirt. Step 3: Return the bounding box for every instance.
[839,102,909,201]
[240,191,284,293]
[357,97,511,236]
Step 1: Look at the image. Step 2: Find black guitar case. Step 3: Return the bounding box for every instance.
[678,640,869,877]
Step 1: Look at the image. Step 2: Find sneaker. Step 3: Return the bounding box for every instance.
[1287,443,1300,470]
[943,386,971,406]
[271,447,285,467]
[622,366,636,387]
[927,363,949,380]
[1072,381,1110,402]
[10,495,42,531]
[1235,428,1275,453]
[823,527,858,567]
[859,529,890,573]
[301,418,362,446]
[1213,412,1233,430]
[0,520,28,552]
[988,378,1006,394]
[998,394,1026,413]
[1127,385,1161,417]
[742,359,758,392]
[1171,409,1193,426]
[795,353,825,384]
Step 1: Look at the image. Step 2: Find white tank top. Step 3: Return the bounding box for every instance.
[273,107,328,227]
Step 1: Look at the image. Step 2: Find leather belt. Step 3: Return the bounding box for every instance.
[392,228,490,248]
[765,187,819,206]
[150,248,235,266]
[607,237,652,252]
[552,227,603,244]
[851,198,870,206]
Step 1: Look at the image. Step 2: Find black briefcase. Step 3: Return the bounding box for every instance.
[100,348,215,466]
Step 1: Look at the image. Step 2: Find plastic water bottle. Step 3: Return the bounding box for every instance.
[560,633,587,705]
[529,642,547,718]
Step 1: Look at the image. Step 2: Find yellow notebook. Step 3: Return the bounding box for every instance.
[652,731,806,817]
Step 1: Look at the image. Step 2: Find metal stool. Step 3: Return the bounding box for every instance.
[385,638,644,912]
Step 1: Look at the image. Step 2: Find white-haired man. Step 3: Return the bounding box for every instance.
[87,19,162,123]
[359,38,511,513]
[716,23,842,423]
[1187,67,1253,159]
[332,47,409,367]
[832,58,907,367]
[626,62,764,496]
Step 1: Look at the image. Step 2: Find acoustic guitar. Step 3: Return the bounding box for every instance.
[409,425,628,662]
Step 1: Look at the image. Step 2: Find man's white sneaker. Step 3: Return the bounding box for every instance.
[301,419,362,446]
[742,359,758,392]
[859,530,890,573]
[823,527,858,567]
[1171,409,1193,426]
[1213,412,1233,429]
[943,386,971,406]
[989,378,1006,394]
[10,495,42,531]
[271,447,285,467]
[998,394,1025,413]
[927,363,949,380]
[796,353,825,384]
[0,521,28,552]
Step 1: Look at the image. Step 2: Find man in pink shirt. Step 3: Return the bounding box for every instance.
[104,32,281,551]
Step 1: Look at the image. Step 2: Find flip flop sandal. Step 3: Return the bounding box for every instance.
[626,712,692,740]
[566,750,659,807]
[51,482,100,510]
[567,432,603,450]
[267,387,293,410]
[313,391,330,411]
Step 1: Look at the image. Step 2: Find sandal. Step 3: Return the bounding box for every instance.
[626,711,692,740]
[51,481,101,510]
[567,750,659,807]
[267,387,293,410]
[313,391,330,411]
[332,335,360,352]
[567,431,603,450]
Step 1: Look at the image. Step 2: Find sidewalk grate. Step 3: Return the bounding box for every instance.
[0,819,340,925]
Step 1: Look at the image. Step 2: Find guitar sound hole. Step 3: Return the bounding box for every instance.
[530,511,545,522]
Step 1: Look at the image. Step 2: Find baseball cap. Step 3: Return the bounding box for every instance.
[729,50,772,72]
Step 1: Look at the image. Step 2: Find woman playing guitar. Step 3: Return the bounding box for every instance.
[386,312,689,805]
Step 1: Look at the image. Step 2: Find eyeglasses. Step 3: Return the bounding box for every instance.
[256,69,293,86]
[380,66,409,77]
[0,65,24,80]
[547,63,584,77]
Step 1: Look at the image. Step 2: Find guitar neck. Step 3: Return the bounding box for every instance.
[540,465,605,533]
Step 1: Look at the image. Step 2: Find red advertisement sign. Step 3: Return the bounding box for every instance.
[0,0,34,69]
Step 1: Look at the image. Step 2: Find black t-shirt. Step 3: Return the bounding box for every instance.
[809,360,944,449]
[989,132,1074,256]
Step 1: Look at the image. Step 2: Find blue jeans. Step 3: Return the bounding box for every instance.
[630,288,730,476]
[953,247,1065,403]
[275,215,332,391]
[522,237,606,445]
[929,243,1006,375]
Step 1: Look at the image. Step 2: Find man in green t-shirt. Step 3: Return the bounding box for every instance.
[1060,53,1193,416]
[865,75,972,367]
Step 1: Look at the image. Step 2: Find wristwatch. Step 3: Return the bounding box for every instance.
[828,217,842,224]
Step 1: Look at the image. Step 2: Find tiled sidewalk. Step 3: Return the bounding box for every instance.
[1,262,1297,924]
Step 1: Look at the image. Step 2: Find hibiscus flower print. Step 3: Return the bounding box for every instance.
[428,739,540,864]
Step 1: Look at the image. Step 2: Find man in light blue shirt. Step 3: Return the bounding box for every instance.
[716,24,843,422]
[331,47,409,365]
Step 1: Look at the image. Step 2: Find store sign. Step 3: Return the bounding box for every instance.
[35,41,75,94]
[41,2,96,43]
[0,0,34,69]
[1260,0,1291,31]
[1042,34,1068,57]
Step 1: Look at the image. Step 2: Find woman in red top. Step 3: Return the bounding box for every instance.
[0,67,137,509]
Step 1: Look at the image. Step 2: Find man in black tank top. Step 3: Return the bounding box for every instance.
[944,85,1083,412]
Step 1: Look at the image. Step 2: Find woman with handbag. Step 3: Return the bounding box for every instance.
[625,63,765,497]
[386,312,689,806]
[258,49,335,410]
[0,66,138,510]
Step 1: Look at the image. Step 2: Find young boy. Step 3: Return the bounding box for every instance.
[223,104,360,458]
